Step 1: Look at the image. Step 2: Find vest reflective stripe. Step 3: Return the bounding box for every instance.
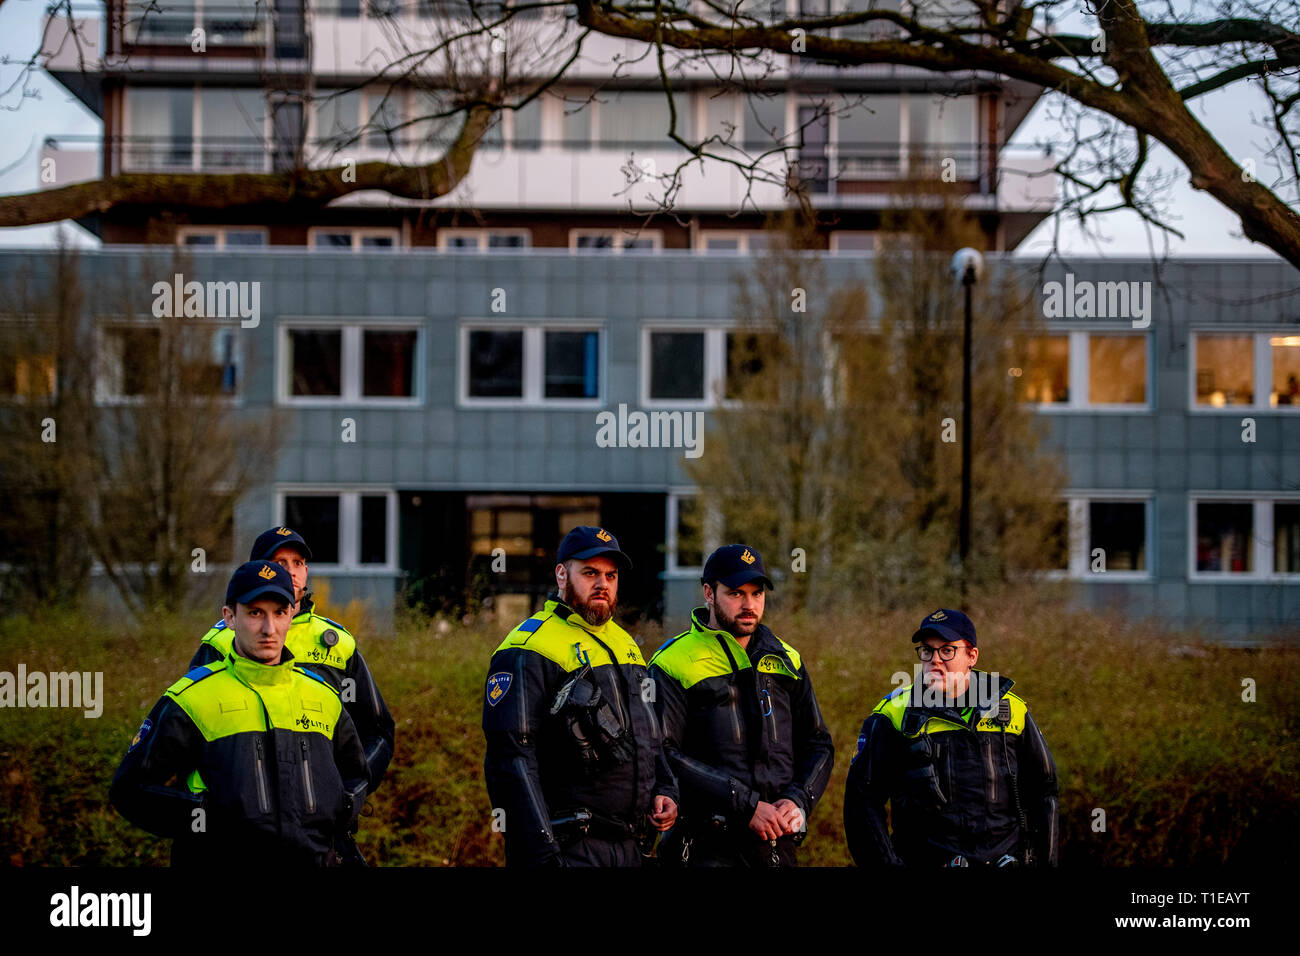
[650,611,804,689]
[874,684,1028,736]
[495,606,644,671]
[166,658,344,742]
[198,611,357,672]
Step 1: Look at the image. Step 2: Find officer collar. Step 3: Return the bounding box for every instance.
[688,607,784,662]
[293,597,314,622]
[227,644,298,687]
[904,670,1015,728]
[547,598,614,638]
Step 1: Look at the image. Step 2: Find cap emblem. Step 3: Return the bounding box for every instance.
[257,565,277,580]
[741,549,756,565]
[276,527,292,536]
[929,610,947,621]
[595,528,612,542]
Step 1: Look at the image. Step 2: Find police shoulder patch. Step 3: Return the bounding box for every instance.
[211,619,226,631]
[297,666,330,687]
[128,718,152,752]
[486,671,513,706]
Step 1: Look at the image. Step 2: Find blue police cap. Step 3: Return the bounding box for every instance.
[249,526,313,562]
[911,608,977,647]
[225,561,296,609]
[702,544,774,591]
[557,526,633,570]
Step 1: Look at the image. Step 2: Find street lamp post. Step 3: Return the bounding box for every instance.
[951,248,983,600]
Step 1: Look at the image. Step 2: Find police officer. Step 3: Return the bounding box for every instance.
[190,527,395,794]
[110,561,370,866]
[649,544,834,867]
[843,608,1060,867]
[482,526,679,866]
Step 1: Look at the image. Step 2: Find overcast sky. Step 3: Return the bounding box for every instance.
[0,0,1286,260]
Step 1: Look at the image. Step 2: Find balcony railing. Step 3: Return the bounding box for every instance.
[120,1,305,56]
[77,133,1053,209]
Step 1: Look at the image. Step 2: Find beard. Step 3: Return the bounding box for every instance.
[562,584,617,627]
[713,602,760,638]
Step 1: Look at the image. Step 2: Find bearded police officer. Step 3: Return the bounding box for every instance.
[482,526,679,866]
[111,561,370,866]
[844,608,1059,867]
[191,527,395,794]
[649,544,834,866]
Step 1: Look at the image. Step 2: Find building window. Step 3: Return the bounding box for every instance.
[1275,503,1300,574]
[829,232,875,253]
[667,493,705,572]
[725,331,777,400]
[1017,335,1070,404]
[1189,332,1300,411]
[281,325,420,404]
[362,330,417,398]
[280,489,396,569]
[1194,334,1254,406]
[1088,501,1146,572]
[697,231,771,253]
[1088,334,1146,405]
[462,325,602,405]
[308,228,399,250]
[467,330,525,398]
[437,229,531,251]
[178,227,268,249]
[641,326,778,407]
[570,229,663,252]
[1022,331,1149,411]
[97,325,238,402]
[288,329,343,397]
[0,353,56,401]
[596,90,693,149]
[1271,335,1300,406]
[648,331,706,401]
[1195,501,1254,573]
[544,331,600,399]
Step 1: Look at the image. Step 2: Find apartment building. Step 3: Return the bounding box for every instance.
[40,0,1056,249]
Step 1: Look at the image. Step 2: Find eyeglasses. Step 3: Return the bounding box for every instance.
[915,644,966,662]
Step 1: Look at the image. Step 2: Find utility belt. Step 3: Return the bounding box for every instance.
[550,808,639,844]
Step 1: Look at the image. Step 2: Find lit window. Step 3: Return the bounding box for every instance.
[1196,502,1253,573]
[1088,335,1146,404]
[1270,335,1300,407]
[0,354,56,400]
[1018,335,1069,404]
[1195,334,1254,406]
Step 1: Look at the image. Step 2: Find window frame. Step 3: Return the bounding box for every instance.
[277,318,424,407]
[94,317,244,407]
[640,324,728,409]
[458,320,606,408]
[306,226,401,250]
[1189,330,1300,414]
[569,229,664,253]
[275,486,399,574]
[1186,492,1300,582]
[436,228,532,251]
[176,226,270,249]
[1069,494,1153,581]
[1020,329,1153,413]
